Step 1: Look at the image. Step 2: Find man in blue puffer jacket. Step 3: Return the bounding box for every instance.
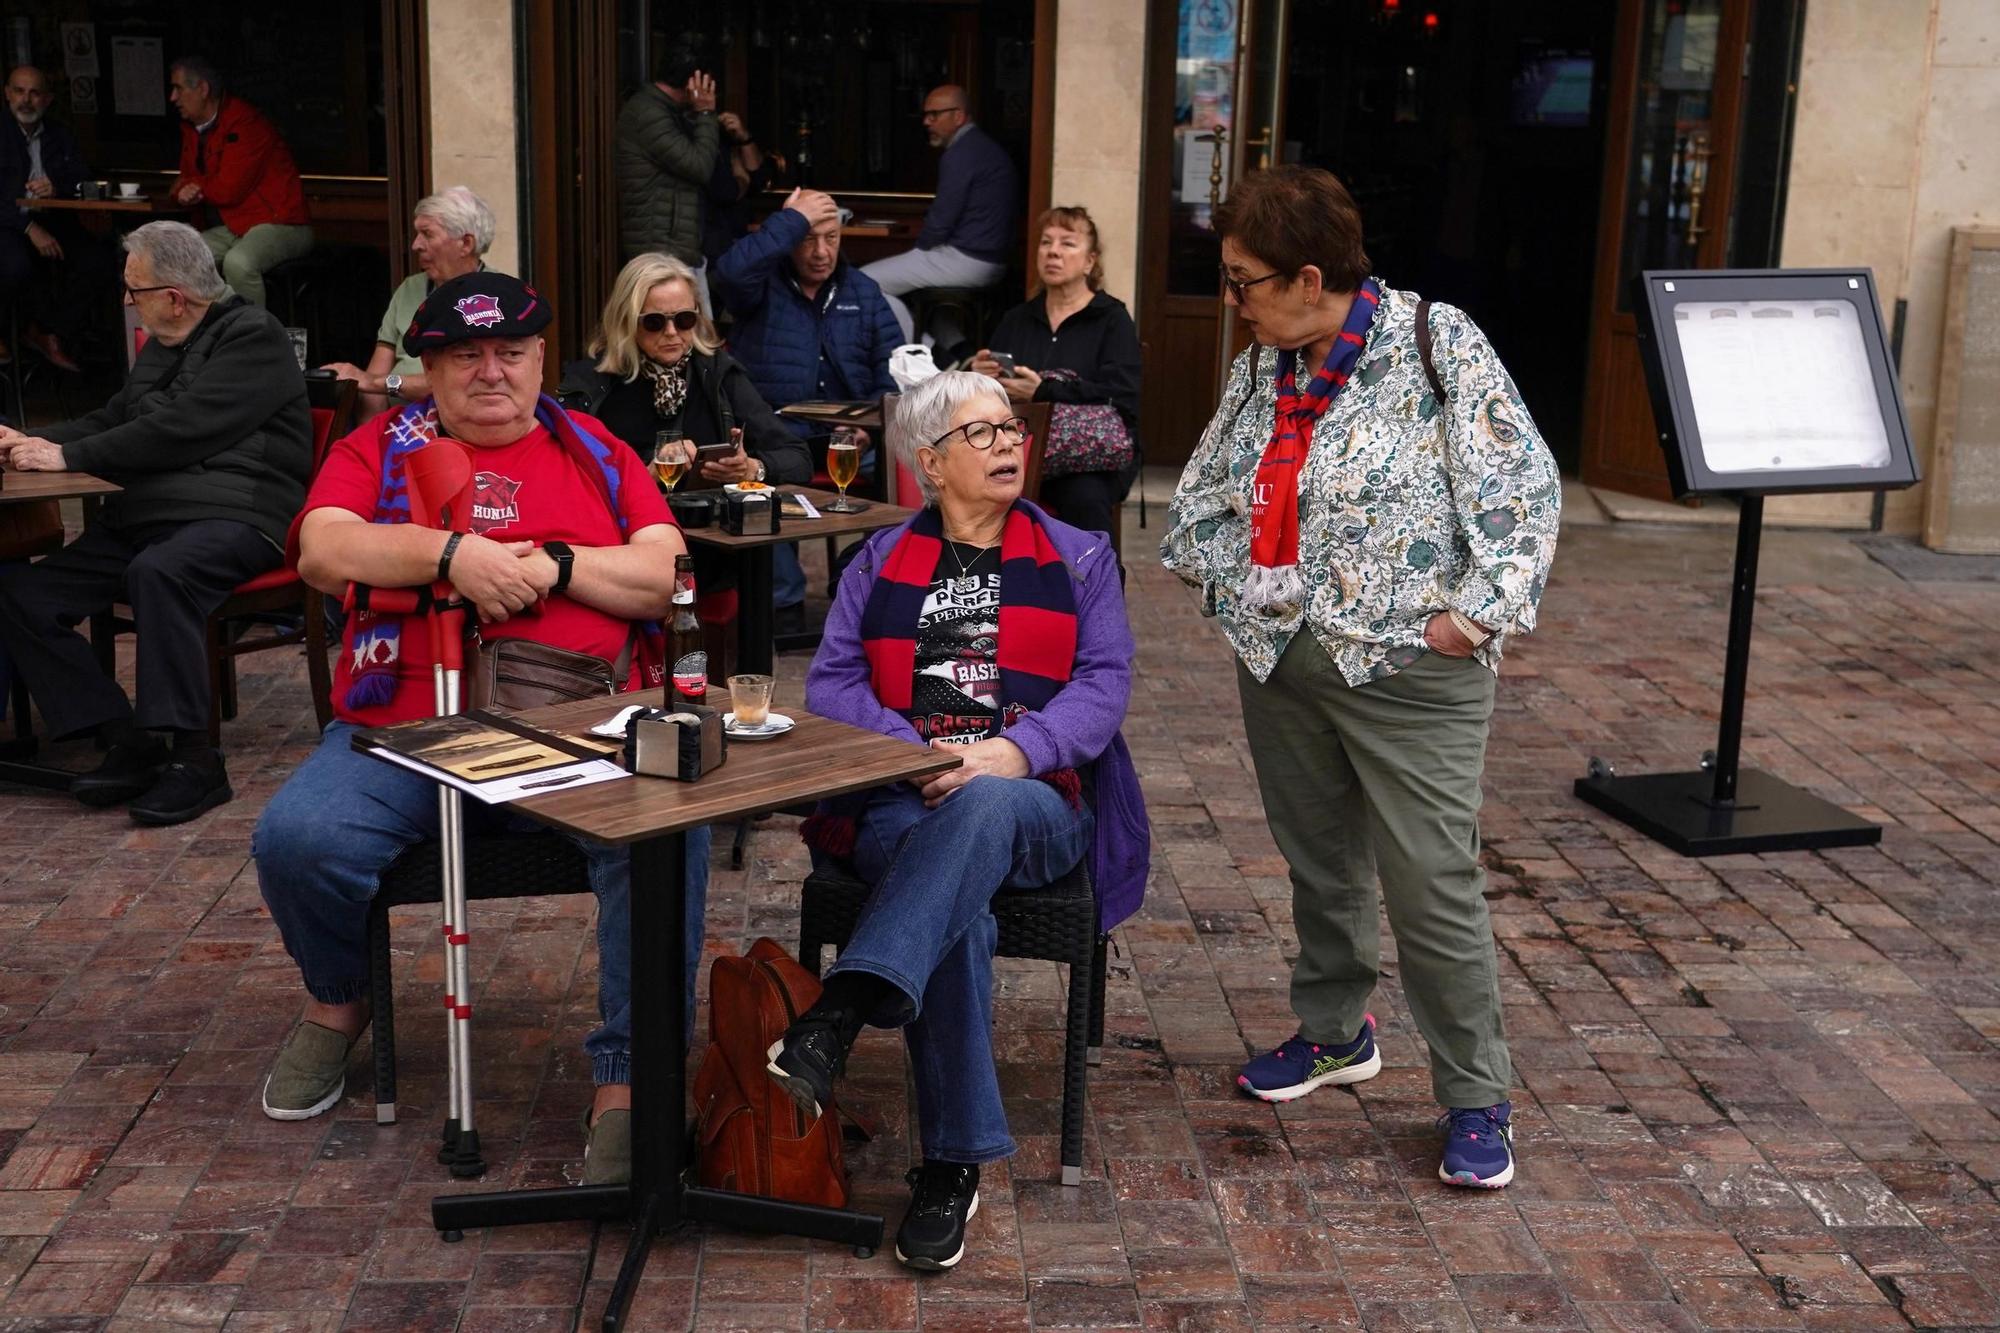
[713,187,903,622]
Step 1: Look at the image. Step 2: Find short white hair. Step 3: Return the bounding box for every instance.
[889,371,1011,506]
[123,221,228,303]
[414,186,496,255]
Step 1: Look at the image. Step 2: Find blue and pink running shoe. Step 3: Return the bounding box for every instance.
[1437,1102,1514,1187]
[1237,1014,1381,1102]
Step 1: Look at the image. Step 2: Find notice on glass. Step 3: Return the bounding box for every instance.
[1671,299,1891,474]
[111,36,163,117]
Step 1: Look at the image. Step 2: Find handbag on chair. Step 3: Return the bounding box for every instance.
[1036,368,1135,479]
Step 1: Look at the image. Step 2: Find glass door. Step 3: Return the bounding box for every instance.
[1217,0,1289,374]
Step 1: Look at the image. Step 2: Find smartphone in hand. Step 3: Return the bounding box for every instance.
[990,351,1017,376]
[693,440,738,464]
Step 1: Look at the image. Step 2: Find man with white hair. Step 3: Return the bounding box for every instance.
[0,220,310,824]
[0,64,97,370]
[322,185,495,403]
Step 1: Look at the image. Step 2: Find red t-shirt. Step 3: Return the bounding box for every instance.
[304,414,676,727]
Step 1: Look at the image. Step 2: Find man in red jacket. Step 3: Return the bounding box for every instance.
[167,56,312,309]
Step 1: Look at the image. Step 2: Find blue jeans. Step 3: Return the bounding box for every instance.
[254,723,711,1086]
[829,775,1093,1164]
[772,542,806,610]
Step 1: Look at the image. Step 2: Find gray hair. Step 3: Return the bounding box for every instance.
[170,55,223,99]
[414,185,496,255]
[123,221,228,303]
[889,371,1011,506]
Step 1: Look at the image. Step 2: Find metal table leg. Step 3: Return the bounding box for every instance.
[738,547,775,677]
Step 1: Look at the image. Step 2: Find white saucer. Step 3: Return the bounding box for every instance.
[723,711,795,739]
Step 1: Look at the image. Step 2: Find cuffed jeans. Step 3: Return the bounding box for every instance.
[1237,633,1510,1108]
[254,722,712,1086]
[826,775,1092,1164]
[202,223,314,308]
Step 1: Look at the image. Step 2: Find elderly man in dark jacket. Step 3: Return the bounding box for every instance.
[0,220,310,825]
[712,186,901,619]
[614,39,719,313]
[0,64,101,369]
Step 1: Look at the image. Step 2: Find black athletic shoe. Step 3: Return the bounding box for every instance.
[895,1161,980,1271]
[70,739,168,807]
[773,602,807,637]
[765,1014,847,1119]
[128,752,233,826]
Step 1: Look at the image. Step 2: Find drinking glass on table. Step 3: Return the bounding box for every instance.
[826,426,864,513]
[728,674,775,727]
[651,431,690,490]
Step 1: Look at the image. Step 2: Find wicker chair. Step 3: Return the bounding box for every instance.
[797,860,1108,1186]
[367,832,595,1124]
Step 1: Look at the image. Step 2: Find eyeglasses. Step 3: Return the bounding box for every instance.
[920,107,961,122]
[639,310,700,334]
[1219,266,1285,302]
[122,282,177,300]
[926,416,1028,452]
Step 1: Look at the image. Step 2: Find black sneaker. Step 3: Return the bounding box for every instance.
[773,603,807,637]
[128,751,233,826]
[70,739,168,807]
[895,1161,980,1271]
[765,1014,847,1119]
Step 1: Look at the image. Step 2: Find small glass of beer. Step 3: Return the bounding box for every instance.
[651,431,689,490]
[826,426,864,513]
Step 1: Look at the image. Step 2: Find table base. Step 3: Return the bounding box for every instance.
[0,737,77,792]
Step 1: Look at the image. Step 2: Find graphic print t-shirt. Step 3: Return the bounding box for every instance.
[305,415,675,728]
[910,542,1006,745]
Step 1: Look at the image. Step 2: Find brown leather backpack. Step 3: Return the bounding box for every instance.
[692,937,849,1208]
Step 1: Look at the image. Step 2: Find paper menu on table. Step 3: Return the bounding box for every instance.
[355,710,628,804]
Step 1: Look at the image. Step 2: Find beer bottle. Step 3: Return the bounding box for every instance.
[668,554,707,707]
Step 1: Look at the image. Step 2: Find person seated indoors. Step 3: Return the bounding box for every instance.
[167,55,312,309]
[712,185,902,629]
[0,64,101,371]
[322,186,495,403]
[0,220,310,825]
[768,370,1149,1270]
[252,271,711,1188]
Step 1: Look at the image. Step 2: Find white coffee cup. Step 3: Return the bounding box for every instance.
[117,182,140,199]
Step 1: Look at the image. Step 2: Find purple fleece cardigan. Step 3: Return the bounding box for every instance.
[804,501,1150,931]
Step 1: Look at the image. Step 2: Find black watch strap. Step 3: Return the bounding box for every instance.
[437,531,464,583]
[543,540,575,595]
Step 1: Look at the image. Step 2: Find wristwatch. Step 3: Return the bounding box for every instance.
[752,459,767,483]
[1447,609,1491,648]
[542,540,575,596]
[384,373,404,399]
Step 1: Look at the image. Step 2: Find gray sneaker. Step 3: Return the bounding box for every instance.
[261,1022,356,1121]
[582,1108,631,1186]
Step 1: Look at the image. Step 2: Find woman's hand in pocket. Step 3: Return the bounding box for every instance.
[1423,612,1479,658]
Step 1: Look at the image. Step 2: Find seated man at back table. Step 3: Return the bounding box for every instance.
[0,64,102,371]
[0,220,310,825]
[861,85,1018,361]
[167,55,313,309]
[713,186,901,626]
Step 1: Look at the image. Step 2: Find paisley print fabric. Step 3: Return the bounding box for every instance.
[1161,284,1561,686]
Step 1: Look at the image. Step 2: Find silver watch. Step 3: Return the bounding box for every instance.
[753,459,767,482]
[384,373,404,398]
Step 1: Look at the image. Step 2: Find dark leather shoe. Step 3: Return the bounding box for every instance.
[71,740,168,808]
[128,752,233,826]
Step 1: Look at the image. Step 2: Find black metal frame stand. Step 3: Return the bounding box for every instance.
[428,831,884,1333]
[1573,495,1882,856]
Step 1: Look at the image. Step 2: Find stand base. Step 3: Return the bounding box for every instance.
[1574,768,1880,856]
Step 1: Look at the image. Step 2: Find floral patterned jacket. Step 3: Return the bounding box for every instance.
[1161,283,1560,686]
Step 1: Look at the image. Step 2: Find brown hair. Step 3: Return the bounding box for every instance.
[1034,206,1104,292]
[1212,166,1371,294]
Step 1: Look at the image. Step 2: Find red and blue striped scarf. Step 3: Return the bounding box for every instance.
[1241,278,1381,615]
[801,501,1080,858]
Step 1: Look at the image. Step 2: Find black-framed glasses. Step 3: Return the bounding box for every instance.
[1219,266,1285,302]
[122,282,177,300]
[927,416,1028,452]
[639,310,700,334]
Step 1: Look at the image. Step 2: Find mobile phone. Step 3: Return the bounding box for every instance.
[693,440,737,463]
[990,351,1017,375]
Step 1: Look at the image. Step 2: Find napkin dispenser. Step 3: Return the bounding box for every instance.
[622,705,727,781]
[720,489,779,536]
[668,492,717,529]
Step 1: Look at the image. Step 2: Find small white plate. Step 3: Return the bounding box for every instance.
[723,711,795,739]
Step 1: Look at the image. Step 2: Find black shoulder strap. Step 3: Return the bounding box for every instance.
[1414,297,1447,405]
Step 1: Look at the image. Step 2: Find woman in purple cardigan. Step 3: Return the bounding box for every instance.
[774,371,1148,1272]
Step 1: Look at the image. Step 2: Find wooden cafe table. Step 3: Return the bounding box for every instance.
[370,696,957,1333]
[683,485,914,674]
[0,469,122,790]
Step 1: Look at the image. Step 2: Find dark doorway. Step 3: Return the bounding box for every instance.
[1284,0,1616,472]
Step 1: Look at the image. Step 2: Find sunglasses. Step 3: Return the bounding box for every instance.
[640,310,700,334]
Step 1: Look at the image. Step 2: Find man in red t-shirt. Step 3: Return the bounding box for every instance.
[253,271,697,1187]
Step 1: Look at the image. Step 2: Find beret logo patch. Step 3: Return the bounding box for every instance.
[454,293,504,329]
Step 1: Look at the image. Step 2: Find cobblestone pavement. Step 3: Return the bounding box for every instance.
[4,515,2000,1331]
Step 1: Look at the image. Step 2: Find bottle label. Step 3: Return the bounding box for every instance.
[672,650,707,701]
[673,567,696,604]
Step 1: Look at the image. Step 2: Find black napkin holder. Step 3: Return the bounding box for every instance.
[668,492,718,529]
[623,705,727,781]
[720,489,779,536]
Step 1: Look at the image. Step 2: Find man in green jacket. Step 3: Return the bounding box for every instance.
[614,38,719,315]
[0,220,310,825]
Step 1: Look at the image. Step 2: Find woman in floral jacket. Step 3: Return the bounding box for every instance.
[1163,166,1559,1190]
